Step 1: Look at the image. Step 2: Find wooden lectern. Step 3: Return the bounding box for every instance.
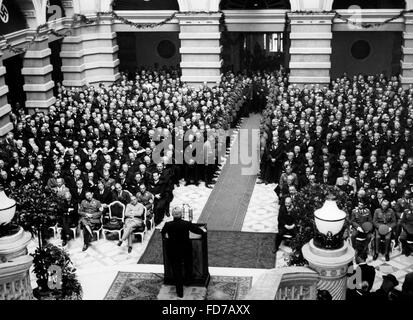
[162,223,210,287]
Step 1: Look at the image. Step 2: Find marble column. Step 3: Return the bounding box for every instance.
[178,13,222,88]
[288,13,335,88]
[0,45,12,137]
[400,13,413,89]
[302,239,355,300]
[22,28,56,114]
[60,15,120,88]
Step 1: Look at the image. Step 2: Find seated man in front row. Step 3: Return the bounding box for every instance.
[79,191,103,251]
[136,184,154,229]
[350,201,373,256]
[400,203,413,256]
[373,199,397,261]
[117,196,146,253]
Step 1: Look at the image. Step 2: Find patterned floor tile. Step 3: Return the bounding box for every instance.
[393,255,413,266]
[393,270,408,280]
[242,183,278,233]
[386,259,408,270]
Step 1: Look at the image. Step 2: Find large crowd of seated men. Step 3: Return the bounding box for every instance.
[260,74,413,263]
[0,68,258,251]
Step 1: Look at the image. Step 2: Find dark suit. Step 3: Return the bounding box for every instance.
[72,187,87,205]
[58,198,78,241]
[111,190,131,205]
[263,142,285,183]
[359,263,376,292]
[161,219,205,297]
[274,204,296,251]
[94,188,113,205]
[150,180,168,225]
[368,288,391,301]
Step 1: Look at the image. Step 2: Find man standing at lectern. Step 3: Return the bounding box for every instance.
[161,206,206,298]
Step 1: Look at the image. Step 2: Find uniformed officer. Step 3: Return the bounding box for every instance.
[79,191,103,251]
[136,184,154,229]
[373,200,397,261]
[350,201,373,256]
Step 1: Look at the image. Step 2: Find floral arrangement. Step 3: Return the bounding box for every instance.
[32,243,82,300]
[287,183,351,266]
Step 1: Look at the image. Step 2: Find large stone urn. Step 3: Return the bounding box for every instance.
[302,200,355,300]
[0,189,33,300]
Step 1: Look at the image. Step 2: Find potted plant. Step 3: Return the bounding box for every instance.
[31,243,82,300]
[287,184,351,266]
[8,180,60,249]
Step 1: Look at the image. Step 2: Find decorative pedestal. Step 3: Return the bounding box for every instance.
[302,239,355,300]
[0,227,34,300]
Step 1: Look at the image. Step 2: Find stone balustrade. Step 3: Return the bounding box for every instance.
[0,255,33,300]
[244,267,319,300]
[0,227,34,300]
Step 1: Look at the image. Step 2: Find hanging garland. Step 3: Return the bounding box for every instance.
[1,1,413,55]
[0,13,98,54]
[334,9,409,29]
[0,7,225,54]
[289,9,413,29]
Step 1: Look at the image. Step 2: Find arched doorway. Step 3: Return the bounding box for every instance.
[0,0,28,114]
[49,40,63,94]
[222,32,287,73]
[220,0,290,73]
[3,54,26,113]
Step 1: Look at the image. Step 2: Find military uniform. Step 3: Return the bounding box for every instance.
[136,190,154,228]
[351,208,373,229]
[373,207,397,256]
[350,208,373,254]
[136,190,154,211]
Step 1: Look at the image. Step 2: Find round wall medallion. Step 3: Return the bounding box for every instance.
[351,40,371,60]
[157,40,176,59]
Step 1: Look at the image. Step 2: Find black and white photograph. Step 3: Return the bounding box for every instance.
[0,0,413,309]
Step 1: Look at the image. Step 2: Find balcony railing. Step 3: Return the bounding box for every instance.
[245,267,319,300]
